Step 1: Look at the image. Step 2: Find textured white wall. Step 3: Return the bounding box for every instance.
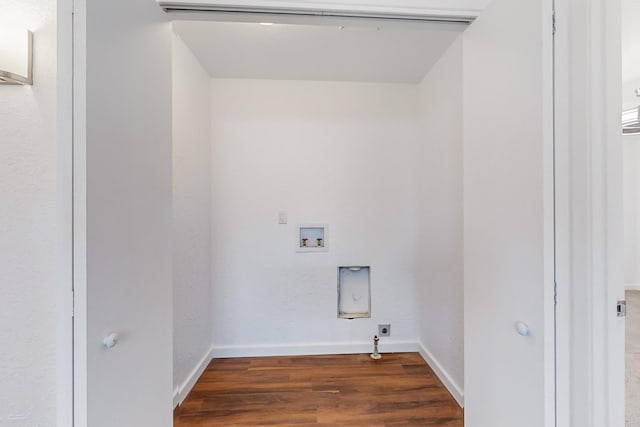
[209,79,422,355]
[172,33,212,403]
[0,0,58,425]
[624,136,640,287]
[416,37,464,401]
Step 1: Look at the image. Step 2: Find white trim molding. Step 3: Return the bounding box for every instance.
[174,346,214,408]
[56,0,75,425]
[625,283,640,291]
[417,342,464,408]
[554,0,624,425]
[211,340,419,358]
[71,0,89,425]
[157,0,481,22]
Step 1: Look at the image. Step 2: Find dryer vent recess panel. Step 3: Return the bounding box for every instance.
[338,266,371,319]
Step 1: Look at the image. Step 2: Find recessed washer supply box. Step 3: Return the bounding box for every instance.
[297,224,328,253]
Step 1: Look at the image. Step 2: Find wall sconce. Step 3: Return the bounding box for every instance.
[623,106,640,135]
[622,89,640,135]
[0,29,33,85]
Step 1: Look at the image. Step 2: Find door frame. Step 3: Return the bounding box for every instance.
[553,0,624,425]
[57,0,74,425]
[57,0,87,425]
[57,0,625,425]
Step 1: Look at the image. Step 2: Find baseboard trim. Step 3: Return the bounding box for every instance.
[211,340,419,358]
[626,283,640,291]
[173,345,213,408]
[417,342,464,408]
[172,386,180,408]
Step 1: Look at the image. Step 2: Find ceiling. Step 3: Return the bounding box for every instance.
[174,1,640,87]
[172,20,465,83]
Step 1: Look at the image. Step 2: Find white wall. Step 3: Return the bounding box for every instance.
[622,0,640,96]
[624,136,640,288]
[0,1,58,425]
[209,79,422,356]
[622,0,640,289]
[622,79,640,110]
[415,37,464,404]
[172,33,213,406]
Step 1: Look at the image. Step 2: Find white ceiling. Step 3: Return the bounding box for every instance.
[172,20,465,83]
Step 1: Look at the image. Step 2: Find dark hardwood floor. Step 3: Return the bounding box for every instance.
[174,352,463,426]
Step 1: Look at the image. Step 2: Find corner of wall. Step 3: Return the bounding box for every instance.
[173,346,213,409]
[417,341,464,408]
[414,30,465,411]
[172,28,214,403]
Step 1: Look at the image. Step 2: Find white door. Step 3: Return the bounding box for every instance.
[463,0,555,425]
[73,0,173,426]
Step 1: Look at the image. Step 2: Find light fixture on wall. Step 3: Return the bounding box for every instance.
[0,28,33,85]
[623,88,640,135]
[623,106,640,135]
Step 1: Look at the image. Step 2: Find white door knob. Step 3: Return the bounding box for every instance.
[103,333,119,349]
[515,321,530,336]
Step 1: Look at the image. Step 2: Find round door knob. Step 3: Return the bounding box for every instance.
[515,321,530,336]
[103,333,119,349]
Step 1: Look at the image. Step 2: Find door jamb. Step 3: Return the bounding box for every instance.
[71,0,88,425]
[57,0,74,425]
[58,0,89,424]
[553,0,624,425]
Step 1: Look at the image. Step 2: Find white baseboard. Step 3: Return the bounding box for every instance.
[626,283,640,291]
[173,345,213,409]
[172,386,180,407]
[211,340,419,358]
[417,342,464,408]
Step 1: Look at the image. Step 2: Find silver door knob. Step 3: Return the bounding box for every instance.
[103,333,119,349]
[515,321,530,336]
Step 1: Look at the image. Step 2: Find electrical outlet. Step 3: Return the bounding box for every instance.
[278,211,287,224]
[378,324,391,337]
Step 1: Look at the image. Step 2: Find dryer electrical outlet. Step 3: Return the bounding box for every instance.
[378,324,391,337]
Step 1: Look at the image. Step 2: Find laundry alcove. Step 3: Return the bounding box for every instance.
[172,15,465,409]
[69,0,563,423]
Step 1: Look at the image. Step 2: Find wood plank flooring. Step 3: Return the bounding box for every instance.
[174,352,463,426]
